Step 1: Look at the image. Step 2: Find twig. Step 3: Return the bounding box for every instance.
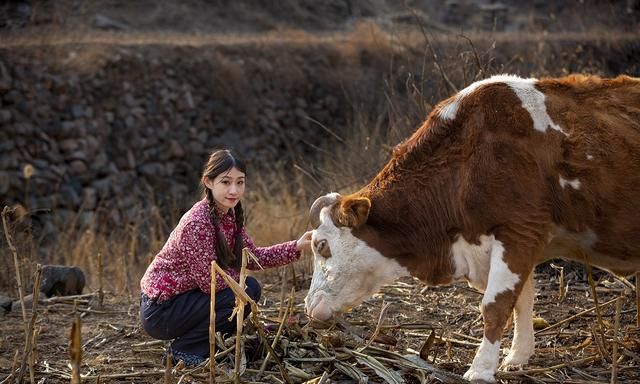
[497,355,600,377]
[535,297,619,335]
[70,309,82,384]
[131,340,166,348]
[611,297,622,384]
[550,263,566,301]
[5,349,20,384]
[41,293,97,303]
[234,251,248,383]
[210,260,217,384]
[636,272,640,327]
[17,264,42,384]
[358,301,391,352]
[584,252,611,363]
[2,206,28,331]
[591,322,610,364]
[411,9,458,94]
[258,287,294,377]
[277,269,288,320]
[303,115,344,143]
[211,263,291,383]
[97,252,104,309]
[457,33,484,80]
[164,349,173,384]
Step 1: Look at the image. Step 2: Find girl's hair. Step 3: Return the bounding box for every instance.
[201,149,246,271]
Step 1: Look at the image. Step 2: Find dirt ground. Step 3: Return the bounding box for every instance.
[1,264,639,383]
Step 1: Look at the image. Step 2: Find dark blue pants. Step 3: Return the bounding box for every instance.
[140,276,261,357]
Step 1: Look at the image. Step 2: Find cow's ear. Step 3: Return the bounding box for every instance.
[338,196,371,228]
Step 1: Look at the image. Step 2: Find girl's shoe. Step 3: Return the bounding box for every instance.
[163,349,206,367]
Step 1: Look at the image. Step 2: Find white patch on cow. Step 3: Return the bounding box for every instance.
[509,81,567,135]
[559,176,581,190]
[502,275,535,367]
[305,207,411,320]
[438,99,459,121]
[586,153,594,160]
[438,74,567,136]
[482,241,520,306]
[464,336,500,383]
[451,234,494,292]
[439,74,528,121]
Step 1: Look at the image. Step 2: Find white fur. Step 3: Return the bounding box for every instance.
[304,202,411,318]
[451,234,494,291]
[439,75,529,121]
[586,154,594,160]
[502,274,535,367]
[464,336,501,383]
[559,176,581,190]
[438,74,567,136]
[509,81,566,135]
[482,241,520,306]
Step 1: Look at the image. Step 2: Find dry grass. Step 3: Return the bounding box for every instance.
[0,270,638,383]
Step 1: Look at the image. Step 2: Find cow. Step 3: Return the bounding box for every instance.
[304,74,640,383]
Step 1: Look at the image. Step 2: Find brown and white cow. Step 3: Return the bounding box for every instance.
[304,74,640,382]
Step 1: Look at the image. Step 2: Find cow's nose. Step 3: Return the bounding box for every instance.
[310,297,333,321]
[304,292,321,315]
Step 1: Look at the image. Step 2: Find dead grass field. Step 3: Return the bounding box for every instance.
[1,264,639,383]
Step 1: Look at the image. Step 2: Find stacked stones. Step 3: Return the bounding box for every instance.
[0,46,354,238]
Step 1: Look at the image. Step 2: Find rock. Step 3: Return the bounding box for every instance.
[59,138,79,152]
[69,159,87,175]
[0,109,12,123]
[168,139,185,159]
[59,184,81,208]
[0,295,12,313]
[70,105,84,118]
[39,265,86,298]
[0,171,9,195]
[11,294,43,312]
[138,162,165,177]
[93,13,130,31]
[82,187,97,210]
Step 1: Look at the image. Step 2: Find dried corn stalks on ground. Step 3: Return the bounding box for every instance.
[0,265,639,383]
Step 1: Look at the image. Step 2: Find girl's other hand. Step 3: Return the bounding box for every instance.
[296,230,313,252]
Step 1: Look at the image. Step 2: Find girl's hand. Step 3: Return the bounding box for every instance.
[296,230,313,252]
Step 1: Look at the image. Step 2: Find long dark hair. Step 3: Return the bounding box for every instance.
[201,149,246,271]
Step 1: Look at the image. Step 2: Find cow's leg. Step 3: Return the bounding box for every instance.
[463,240,532,383]
[502,273,535,368]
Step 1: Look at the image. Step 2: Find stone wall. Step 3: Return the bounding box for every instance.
[0,43,397,240]
[1,36,638,245]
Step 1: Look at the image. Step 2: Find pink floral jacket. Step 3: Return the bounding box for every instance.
[140,199,300,303]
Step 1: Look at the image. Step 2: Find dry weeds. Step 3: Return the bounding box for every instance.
[1,264,639,383]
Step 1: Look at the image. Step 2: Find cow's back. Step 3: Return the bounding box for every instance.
[538,76,640,274]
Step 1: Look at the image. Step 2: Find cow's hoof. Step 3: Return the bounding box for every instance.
[500,362,524,372]
[501,349,532,368]
[463,368,496,383]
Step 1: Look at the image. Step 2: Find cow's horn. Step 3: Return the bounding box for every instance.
[309,193,340,228]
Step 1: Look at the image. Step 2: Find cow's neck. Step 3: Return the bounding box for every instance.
[356,164,460,285]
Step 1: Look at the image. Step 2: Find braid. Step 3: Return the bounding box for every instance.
[233,202,245,262]
[206,190,238,270]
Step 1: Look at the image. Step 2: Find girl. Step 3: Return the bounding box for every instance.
[140,149,312,366]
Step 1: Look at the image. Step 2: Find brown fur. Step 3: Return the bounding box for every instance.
[330,75,640,343]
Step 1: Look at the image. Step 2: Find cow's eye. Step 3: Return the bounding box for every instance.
[314,239,331,258]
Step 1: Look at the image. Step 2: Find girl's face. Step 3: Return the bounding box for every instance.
[204,167,246,212]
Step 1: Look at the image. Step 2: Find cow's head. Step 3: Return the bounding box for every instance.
[304,192,410,321]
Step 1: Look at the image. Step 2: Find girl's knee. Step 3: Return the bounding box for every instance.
[245,277,261,302]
